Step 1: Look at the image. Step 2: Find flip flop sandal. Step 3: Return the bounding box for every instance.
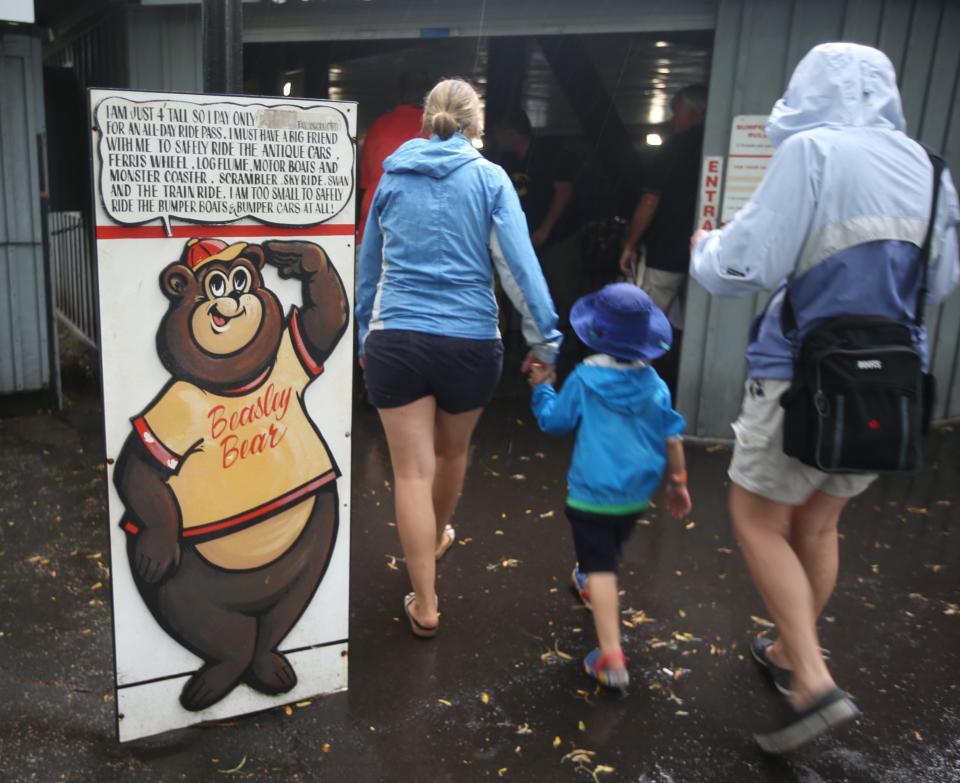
[435,524,456,560]
[403,593,439,639]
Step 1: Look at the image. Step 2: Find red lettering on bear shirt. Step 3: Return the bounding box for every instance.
[207,383,293,469]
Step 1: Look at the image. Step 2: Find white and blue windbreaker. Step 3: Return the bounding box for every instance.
[356,133,562,362]
[692,43,960,380]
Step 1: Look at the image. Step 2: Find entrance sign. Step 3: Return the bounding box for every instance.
[89,89,356,742]
[695,155,724,231]
[720,115,773,223]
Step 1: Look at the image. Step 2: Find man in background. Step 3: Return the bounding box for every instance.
[619,84,707,315]
[493,108,581,331]
[358,71,431,242]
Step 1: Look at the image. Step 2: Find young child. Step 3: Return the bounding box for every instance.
[529,283,692,689]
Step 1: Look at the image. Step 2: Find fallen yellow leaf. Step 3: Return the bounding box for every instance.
[498,768,508,777]
[552,736,562,749]
[322,743,331,753]
[284,706,293,716]
[750,615,775,628]
[438,699,452,706]
[481,692,490,704]
[217,755,247,774]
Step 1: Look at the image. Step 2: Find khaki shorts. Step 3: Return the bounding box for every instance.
[638,265,686,314]
[729,379,877,506]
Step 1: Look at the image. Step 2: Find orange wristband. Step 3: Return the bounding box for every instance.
[668,471,688,486]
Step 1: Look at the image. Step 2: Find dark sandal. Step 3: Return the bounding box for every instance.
[750,637,794,696]
[754,687,860,754]
[403,593,438,639]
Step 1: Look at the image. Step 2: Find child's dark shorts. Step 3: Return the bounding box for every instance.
[566,506,641,573]
[364,329,504,414]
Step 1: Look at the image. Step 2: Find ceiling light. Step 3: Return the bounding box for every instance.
[657,67,671,75]
[646,133,663,146]
[648,106,665,124]
[655,41,668,48]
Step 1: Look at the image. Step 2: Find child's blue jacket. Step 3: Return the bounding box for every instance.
[531,355,686,514]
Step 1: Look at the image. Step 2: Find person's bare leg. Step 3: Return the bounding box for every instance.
[378,397,439,628]
[766,491,847,671]
[586,573,624,660]
[730,483,834,709]
[432,406,484,554]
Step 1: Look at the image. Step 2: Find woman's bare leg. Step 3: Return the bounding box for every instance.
[432,406,484,553]
[378,397,440,627]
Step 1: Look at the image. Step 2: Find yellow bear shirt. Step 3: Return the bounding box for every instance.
[124,309,338,542]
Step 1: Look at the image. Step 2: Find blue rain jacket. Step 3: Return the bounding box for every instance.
[356,133,561,362]
[531,355,686,514]
[691,43,960,379]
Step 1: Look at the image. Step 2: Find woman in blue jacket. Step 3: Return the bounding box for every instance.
[356,79,562,638]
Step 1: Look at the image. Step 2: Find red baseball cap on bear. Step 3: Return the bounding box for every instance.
[181,238,248,271]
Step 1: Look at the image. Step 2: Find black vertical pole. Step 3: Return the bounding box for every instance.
[37,132,62,410]
[202,0,243,94]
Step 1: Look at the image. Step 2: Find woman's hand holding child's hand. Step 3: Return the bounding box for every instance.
[665,483,692,519]
[527,362,556,388]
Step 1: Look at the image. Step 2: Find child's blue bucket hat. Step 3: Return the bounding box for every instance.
[569,283,673,362]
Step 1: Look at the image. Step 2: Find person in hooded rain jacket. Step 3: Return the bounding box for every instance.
[529,283,692,690]
[690,43,960,753]
[356,78,562,638]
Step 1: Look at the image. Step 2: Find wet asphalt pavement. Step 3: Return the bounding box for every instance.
[1,345,959,783]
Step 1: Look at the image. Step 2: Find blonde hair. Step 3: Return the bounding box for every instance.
[422,78,483,140]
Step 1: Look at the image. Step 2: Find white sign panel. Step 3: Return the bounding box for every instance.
[720,114,773,223]
[89,89,356,742]
[0,0,34,23]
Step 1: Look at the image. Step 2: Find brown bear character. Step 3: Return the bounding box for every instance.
[113,237,349,712]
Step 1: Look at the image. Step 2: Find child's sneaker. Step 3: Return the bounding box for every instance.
[583,648,629,690]
[570,567,592,610]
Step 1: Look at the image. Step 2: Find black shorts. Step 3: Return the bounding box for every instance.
[566,506,640,573]
[364,329,504,414]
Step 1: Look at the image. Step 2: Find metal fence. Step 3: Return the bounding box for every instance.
[50,211,98,349]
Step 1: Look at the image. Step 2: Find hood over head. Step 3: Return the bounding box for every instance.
[383,133,482,178]
[766,43,906,147]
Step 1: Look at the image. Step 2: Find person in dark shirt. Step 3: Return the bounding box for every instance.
[493,109,581,328]
[619,85,707,315]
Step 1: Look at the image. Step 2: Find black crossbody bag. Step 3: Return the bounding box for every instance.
[779,149,944,474]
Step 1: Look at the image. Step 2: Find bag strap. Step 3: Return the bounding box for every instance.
[915,146,945,327]
[781,145,945,336]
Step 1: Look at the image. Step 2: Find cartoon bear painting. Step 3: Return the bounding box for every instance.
[113,237,348,712]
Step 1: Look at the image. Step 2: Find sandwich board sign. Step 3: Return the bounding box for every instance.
[88,88,356,741]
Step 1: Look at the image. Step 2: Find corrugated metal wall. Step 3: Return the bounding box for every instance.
[678,0,960,438]
[126,5,202,93]
[0,32,52,397]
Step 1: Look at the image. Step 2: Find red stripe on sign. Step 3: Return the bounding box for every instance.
[181,471,338,540]
[96,224,356,239]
